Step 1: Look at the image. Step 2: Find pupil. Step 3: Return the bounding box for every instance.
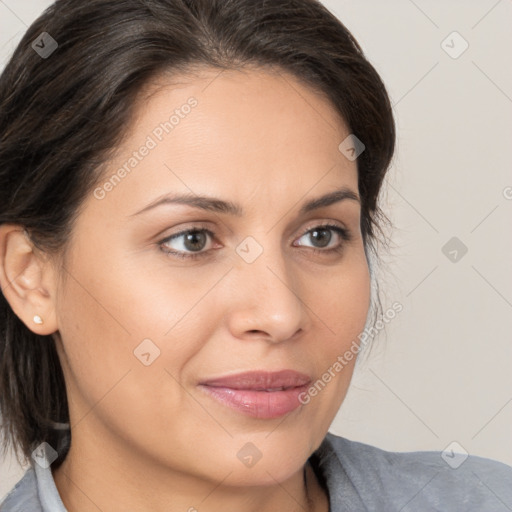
[185,231,206,251]
[311,228,331,248]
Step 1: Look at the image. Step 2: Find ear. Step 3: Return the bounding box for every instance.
[0,224,58,335]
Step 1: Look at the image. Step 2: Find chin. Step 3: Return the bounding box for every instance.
[223,460,305,488]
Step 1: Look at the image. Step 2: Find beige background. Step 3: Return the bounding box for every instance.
[1,0,511,502]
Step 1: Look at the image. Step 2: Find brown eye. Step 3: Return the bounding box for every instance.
[294,224,352,253]
[160,228,215,260]
[308,227,333,248]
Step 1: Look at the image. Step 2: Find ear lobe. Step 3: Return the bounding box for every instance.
[0,224,58,335]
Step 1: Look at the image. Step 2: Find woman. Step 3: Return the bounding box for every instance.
[0,0,510,510]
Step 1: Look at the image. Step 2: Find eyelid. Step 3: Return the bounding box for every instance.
[298,219,347,236]
[159,223,217,248]
[293,222,352,248]
[158,219,347,244]
[158,219,352,259]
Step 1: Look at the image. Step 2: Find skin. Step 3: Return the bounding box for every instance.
[0,66,370,512]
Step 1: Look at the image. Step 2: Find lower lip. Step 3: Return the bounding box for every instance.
[198,384,309,419]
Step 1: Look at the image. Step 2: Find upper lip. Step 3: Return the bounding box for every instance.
[199,370,311,391]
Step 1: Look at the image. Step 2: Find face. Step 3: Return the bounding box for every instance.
[50,66,370,486]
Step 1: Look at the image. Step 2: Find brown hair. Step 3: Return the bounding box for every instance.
[0,0,395,464]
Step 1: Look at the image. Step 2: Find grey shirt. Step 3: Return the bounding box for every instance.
[1,432,511,511]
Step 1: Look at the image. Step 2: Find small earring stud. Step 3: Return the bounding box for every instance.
[33,315,44,325]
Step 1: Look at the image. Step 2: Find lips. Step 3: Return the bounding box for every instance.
[198,369,312,419]
[199,369,311,391]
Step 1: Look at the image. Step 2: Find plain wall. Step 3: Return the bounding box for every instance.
[1,0,511,502]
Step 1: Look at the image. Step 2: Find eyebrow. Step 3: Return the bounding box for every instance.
[130,186,360,218]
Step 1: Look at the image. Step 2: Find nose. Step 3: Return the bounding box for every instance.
[225,239,310,344]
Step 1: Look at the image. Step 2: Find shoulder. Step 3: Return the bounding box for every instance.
[315,432,512,512]
[0,468,42,512]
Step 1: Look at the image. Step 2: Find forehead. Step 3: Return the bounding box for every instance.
[90,66,359,221]
[131,64,351,160]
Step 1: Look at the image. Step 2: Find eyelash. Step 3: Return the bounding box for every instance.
[158,223,352,260]
[159,224,352,260]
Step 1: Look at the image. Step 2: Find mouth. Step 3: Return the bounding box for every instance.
[198,369,312,419]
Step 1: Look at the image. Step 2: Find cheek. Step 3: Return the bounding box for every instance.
[55,227,370,426]
[54,273,193,445]
[54,243,223,411]
[313,249,371,348]
[54,269,135,411]
[309,253,371,400]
